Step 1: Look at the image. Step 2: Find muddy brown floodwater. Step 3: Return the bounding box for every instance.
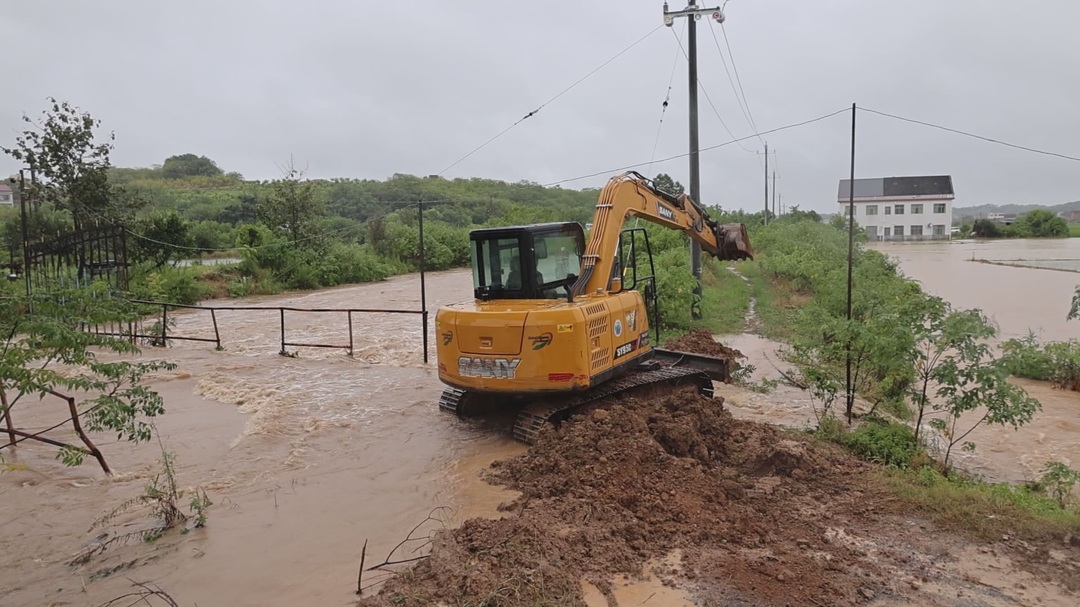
[3,239,1080,606]
[1,267,527,607]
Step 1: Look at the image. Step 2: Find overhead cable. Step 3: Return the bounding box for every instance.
[436,24,664,177]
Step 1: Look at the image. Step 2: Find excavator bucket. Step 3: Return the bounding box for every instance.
[715,223,754,261]
[651,347,733,383]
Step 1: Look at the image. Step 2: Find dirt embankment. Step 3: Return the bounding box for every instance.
[359,384,900,606]
[357,334,1080,607]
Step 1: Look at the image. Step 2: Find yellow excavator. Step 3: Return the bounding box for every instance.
[435,171,753,443]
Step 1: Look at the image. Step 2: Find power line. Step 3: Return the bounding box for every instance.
[707,18,761,147]
[670,27,755,153]
[719,21,759,136]
[646,20,686,177]
[544,106,850,186]
[436,24,664,177]
[859,107,1080,163]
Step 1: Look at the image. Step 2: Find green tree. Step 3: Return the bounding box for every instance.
[161,154,224,179]
[1012,209,1068,238]
[1,97,140,230]
[971,218,1001,238]
[256,161,324,247]
[905,297,1040,465]
[652,173,685,197]
[131,211,194,268]
[1,284,175,472]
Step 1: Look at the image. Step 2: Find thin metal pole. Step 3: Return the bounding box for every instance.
[764,142,769,223]
[279,308,286,355]
[18,170,31,303]
[772,170,777,218]
[347,310,354,357]
[846,102,857,423]
[687,0,703,320]
[418,200,428,362]
[211,308,222,350]
[161,304,168,346]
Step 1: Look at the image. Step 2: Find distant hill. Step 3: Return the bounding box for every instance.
[954,200,1080,220]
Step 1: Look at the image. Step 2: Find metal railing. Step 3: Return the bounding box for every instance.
[86,300,430,363]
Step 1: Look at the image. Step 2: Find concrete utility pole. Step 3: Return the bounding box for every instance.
[763,141,768,224]
[772,171,777,218]
[665,0,724,320]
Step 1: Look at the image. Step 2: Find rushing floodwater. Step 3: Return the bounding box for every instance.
[3,239,1080,606]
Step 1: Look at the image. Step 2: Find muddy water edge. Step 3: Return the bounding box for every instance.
[716,239,1080,485]
[1,268,529,607]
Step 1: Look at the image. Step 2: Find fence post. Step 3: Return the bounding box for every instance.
[347,310,354,357]
[211,308,222,350]
[161,304,168,346]
[279,308,286,355]
[422,310,429,364]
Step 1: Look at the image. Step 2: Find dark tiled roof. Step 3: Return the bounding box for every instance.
[837,176,954,200]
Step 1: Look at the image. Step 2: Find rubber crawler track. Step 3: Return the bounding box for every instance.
[438,366,714,445]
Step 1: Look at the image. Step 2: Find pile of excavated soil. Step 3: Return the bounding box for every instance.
[665,329,745,381]
[358,385,903,607]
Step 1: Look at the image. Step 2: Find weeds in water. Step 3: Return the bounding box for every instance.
[71,436,212,565]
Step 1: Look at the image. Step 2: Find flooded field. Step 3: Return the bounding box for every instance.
[0,268,524,607]
[3,238,1080,606]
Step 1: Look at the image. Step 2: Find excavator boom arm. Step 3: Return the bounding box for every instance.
[571,171,753,296]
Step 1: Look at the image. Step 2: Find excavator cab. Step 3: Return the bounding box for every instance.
[470,222,585,301]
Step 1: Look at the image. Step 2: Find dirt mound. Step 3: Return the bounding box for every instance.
[664,329,745,381]
[359,386,896,607]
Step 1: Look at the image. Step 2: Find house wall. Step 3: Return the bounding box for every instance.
[836,196,954,241]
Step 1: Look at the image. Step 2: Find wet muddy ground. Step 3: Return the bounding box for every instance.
[3,240,1080,606]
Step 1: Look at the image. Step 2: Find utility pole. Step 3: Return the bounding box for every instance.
[664,0,724,321]
[763,141,768,224]
[772,171,777,218]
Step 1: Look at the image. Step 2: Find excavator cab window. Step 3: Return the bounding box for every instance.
[469,222,584,301]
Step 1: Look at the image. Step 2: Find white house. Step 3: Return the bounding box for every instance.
[0,183,13,206]
[836,175,955,241]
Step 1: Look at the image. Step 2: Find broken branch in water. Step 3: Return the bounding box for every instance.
[355,538,367,595]
[96,580,179,607]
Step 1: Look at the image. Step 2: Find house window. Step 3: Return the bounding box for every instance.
[865,205,878,216]
[911,225,923,236]
[884,206,892,215]
[911,204,923,214]
[933,224,946,236]
[933,203,946,213]
[884,227,891,237]
[894,204,905,215]
[894,225,904,236]
[0,194,11,203]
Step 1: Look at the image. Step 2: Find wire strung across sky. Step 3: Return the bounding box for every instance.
[544,106,852,187]
[646,20,686,177]
[435,24,664,177]
[707,18,761,148]
[670,27,755,154]
[860,106,1080,163]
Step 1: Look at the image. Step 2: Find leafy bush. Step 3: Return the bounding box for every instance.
[840,420,917,467]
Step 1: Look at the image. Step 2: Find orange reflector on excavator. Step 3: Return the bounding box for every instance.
[548,373,574,382]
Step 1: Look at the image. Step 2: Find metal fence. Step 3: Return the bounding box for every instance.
[86,300,431,362]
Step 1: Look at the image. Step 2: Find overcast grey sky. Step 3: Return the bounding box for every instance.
[2,0,1077,213]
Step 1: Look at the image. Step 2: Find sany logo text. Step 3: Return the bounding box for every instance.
[458,357,521,379]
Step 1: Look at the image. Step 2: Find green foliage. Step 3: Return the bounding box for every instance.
[130,211,193,268]
[974,211,1068,239]
[1,97,142,228]
[1035,461,1080,508]
[0,284,175,467]
[840,419,918,467]
[257,162,325,247]
[129,265,213,305]
[652,173,684,196]
[1001,332,1080,390]
[161,153,223,179]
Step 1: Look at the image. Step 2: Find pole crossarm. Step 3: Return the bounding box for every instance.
[663,3,725,26]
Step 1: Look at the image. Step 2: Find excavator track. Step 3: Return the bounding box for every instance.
[512,365,714,444]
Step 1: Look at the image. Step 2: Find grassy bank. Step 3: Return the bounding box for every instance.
[701,217,1080,541]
